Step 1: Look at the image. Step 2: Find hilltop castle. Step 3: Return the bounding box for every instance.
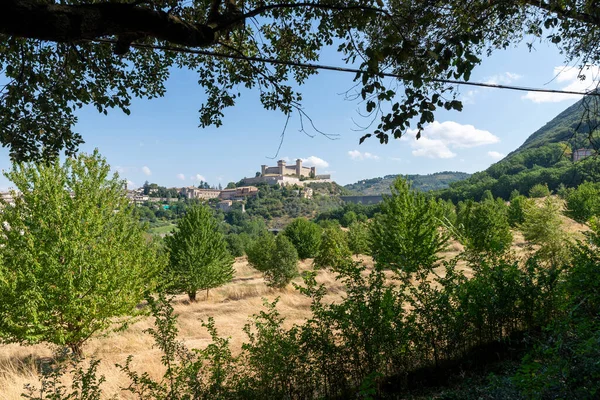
[261,159,316,178]
[242,159,331,186]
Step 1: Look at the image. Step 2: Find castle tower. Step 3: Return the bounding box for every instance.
[277,159,286,175]
[261,165,267,176]
[310,166,316,178]
[295,159,303,177]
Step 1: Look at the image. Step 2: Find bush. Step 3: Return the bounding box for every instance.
[340,211,358,227]
[528,183,550,198]
[313,227,352,270]
[514,218,600,398]
[283,218,322,259]
[347,221,371,255]
[247,234,298,288]
[225,233,246,257]
[508,194,532,227]
[565,181,600,223]
[165,205,234,301]
[246,233,275,271]
[266,235,299,288]
[520,197,571,267]
[456,198,513,255]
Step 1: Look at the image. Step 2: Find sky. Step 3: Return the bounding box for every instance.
[0,40,598,190]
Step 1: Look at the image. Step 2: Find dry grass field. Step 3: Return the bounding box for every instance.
[0,212,590,399]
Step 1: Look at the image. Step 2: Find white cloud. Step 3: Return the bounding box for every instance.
[406,121,499,159]
[461,90,478,105]
[484,72,522,85]
[191,174,206,182]
[410,137,457,159]
[177,173,186,181]
[348,150,380,160]
[522,65,600,103]
[488,151,505,160]
[301,156,329,168]
[126,180,136,189]
[142,166,152,176]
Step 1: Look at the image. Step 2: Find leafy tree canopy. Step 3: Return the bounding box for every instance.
[164,204,234,301]
[0,151,162,356]
[2,0,600,161]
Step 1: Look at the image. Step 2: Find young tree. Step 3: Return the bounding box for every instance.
[165,205,234,302]
[0,151,162,356]
[457,198,513,255]
[520,197,571,267]
[283,218,322,259]
[529,183,551,198]
[265,235,299,289]
[565,181,600,223]
[347,221,371,256]
[313,227,352,270]
[508,194,532,227]
[246,233,276,271]
[247,233,298,288]
[370,177,448,278]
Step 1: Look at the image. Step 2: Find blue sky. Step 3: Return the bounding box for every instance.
[0,40,597,190]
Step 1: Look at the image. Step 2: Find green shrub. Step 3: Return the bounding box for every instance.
[520,197,571,267]
[247,233,298,288]
[456,197,513,255]
[246,233,275,271]
[313,227,352,270]
[225,233,246,257]
[508,194,532,227]
[514,218,600,399]
[347,221,371,255]
[565,181,600,223]
[265,235,299,288]
[528,183,550,198]
[283,218,322,259]
[340,211,358,227]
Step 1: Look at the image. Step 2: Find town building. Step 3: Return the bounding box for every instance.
[573,148,595,162]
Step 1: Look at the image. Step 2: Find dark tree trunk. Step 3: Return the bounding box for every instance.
[0,0,217,47]
[188,291,197,302]
[69,342,84,358]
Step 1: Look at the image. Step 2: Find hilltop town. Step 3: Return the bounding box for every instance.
[125,159,330,212]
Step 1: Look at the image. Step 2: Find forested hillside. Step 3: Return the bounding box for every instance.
[439,97,600,202]
[345,171,470,194]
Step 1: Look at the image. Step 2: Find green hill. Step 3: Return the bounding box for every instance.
[344,171,471,195]
[440,96,600,202]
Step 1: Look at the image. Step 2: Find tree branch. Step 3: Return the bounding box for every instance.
[0,0,216,47]
[214,2,389,31]
[522,0,600,27]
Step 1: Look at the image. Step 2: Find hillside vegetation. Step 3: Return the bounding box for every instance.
[344,171,470,194]
[440,97,600,202]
